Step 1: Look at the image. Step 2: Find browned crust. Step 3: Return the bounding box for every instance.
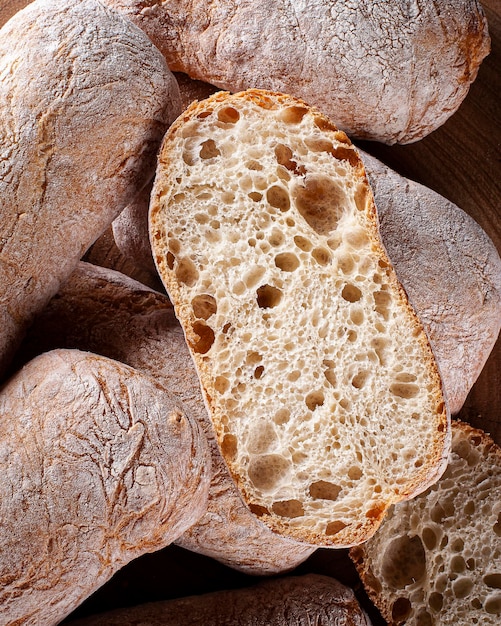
[150,88,450,547]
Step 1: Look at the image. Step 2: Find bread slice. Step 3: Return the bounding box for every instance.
[351,420,501,625]
[149,89,449,546]
[66,573,372,626]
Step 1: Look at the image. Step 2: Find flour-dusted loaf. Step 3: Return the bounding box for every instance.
[0,349,210,625]
[0,0,181,377]
[149,89,450,547]
[15,262,315,575]
[351,421,501,625]
[360,151,501,415]
[67,574,372,625]
[106,0,489,144]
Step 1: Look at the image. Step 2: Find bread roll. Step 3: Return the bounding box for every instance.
[66,573,372,625]
[105,0,489,144]
[0,0,181,377]
[15,262,315,575]
[0,349,210,625]
[351,421,501,625]
[149,89,450,546]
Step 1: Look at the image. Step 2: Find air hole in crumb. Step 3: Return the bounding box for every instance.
[175,257,199,287]
[256,284,282,308]
[451,556,467,574]
[390,382,420,400]
[266,185,290,211]
[199,139,220,159]
[248,454,290,491]
[246,159,263,171]
[191,294,217,319]
[348,466,363,480]
[342,284,362,302]
[248,503,269,516]
[382,535,426,589]
[221,434,237,461]
[274,143,306,176]
[273,408,290,425]
[279,105,308,124]
[428,592,444,612]
[244,266,266,289]
[309,480,341,501]
[275,252,300,272]
[325,520,347,535]
[292,175,346,236]
[391,598,412,622]
[217,106,240,123]
[350,307,364,325]
[484,574,501,589]
[305,390,324,411]
[166,252,175,269]
[421,527,437,550]
[214,376,230,394]
[254,365,264,379]
[485,593,501,614]
[453,577,474,599]
[190,321,215,354]
[272,499,304,518]
[312,247,331,266]
[305,137,334,152]
[374,290,393,320]
[248,191,262,202]
[324,366,336,388]
[354,184,369,212]
[352,371,369,389]
[313,116,338,132]
[331,144,359,167]
[294,235,313,251]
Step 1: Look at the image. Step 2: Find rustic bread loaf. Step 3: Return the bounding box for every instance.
[15,261,316,575]
[149,89,450,546]
[66,573,372,625]
[0,348,210,625]
[0,0,181,377]
[360,150,501,415]
[351,421,501,625]
[105,0,489,144]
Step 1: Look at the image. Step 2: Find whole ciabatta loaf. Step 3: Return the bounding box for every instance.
[0,0,181,377]
[360,151,501,415]
[351,421,501,625]
[67,574,371,626]
[149,89,450,546]
[0,349,210,625]
[105,0,489,144]
[15,262,316,575]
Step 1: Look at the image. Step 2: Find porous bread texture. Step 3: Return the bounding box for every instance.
[360,150,501,415]
[105,0,490,144]
[0,0,180,377]
[351,421,501,625]
[66,573,372,626]
[0,348,210,625]
[149,89,450,547]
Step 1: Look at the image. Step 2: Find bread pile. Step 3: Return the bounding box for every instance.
[0,0,499,625]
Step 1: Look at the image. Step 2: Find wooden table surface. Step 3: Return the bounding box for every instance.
[1,1,499,624]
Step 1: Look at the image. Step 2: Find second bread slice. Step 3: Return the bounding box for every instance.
[150,89,450,547]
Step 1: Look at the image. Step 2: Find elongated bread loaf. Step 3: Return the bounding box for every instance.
[149,89,450,546]
[0,0,180,377]
[351,421,501,625]
[0,349,210,625]
[360,151,501,415]
[66,573,372,625]
[15,262,315,575]
[105,0,489,144]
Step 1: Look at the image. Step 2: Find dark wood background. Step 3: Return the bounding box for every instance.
[1,1,499,624]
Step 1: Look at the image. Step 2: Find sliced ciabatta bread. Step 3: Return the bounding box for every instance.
[149,89,450,547]
[351,420,501,625]
[66,574,372,626]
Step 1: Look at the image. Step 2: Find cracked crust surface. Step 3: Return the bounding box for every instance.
[0,348,210,625]
[106,0,489,144]
[0,0,180,377]
[149,89,450,547]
